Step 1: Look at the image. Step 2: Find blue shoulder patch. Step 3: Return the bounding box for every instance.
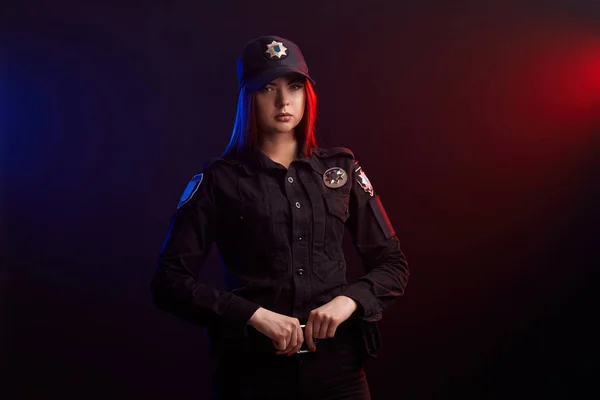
[177,173,204,209]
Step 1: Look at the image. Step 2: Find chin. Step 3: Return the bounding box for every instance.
[270,123,298,134]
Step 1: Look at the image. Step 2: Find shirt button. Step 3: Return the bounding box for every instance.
[295,202,301,208]
[297,268,304,275]
[366,310,373,316]
[288,177,294,183]
[298,236,303,241]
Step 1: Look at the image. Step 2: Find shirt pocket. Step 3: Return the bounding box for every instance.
[238,195,290,275]
[322,192,350,261]
[238,195,270,242]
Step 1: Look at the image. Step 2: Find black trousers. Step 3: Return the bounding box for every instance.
[211,325,371,400]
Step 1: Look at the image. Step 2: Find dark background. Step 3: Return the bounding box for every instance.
[3,0,599,398]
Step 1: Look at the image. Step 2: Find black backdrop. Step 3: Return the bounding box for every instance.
[3,1,599,398]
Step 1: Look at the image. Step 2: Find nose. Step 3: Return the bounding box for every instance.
[276,87,290,108]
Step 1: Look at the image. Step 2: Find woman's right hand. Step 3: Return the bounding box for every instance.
[248,307,304,356]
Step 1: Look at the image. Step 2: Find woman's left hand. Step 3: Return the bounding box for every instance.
[303,295,358,351]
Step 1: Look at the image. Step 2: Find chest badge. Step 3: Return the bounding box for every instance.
[323,167,348,189]
[355,166,374,197]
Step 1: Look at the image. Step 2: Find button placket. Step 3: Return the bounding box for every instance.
[288,165,312,319]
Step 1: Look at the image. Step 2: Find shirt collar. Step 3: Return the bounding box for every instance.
[224,146,326,176]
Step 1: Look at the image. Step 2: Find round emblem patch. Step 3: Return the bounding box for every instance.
[322,167,348,189]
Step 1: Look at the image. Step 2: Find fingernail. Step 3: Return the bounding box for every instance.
[311,347,316,352]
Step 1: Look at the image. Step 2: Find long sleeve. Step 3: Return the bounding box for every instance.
[341,160,410,322]
[150,167,260,329]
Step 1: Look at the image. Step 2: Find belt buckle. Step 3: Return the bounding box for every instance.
[297,324,317,354]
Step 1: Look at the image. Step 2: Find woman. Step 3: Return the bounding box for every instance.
[151,35,409,400]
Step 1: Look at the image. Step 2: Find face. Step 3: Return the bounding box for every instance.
[254,74,306,136]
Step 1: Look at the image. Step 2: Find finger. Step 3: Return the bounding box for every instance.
[313,318,323,339]
[284,325,302,355]
[304,319,315,350]
[293,324,304,354]
[326,320,338,338]
[274,337,287,351]
[319,317,333,338]
[320,316,334,338]
[278,325,298,356]
[287,327,298,355]
[317,318,329,339]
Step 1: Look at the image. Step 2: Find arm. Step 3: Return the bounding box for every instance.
[150,167,260,329]
[341,160,410,322]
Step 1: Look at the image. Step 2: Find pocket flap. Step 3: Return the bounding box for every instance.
[323,193,350,222]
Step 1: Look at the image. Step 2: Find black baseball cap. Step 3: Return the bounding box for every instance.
[237,35,316,91]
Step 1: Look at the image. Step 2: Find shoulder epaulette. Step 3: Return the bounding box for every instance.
[313,147,355,159]
[201,157,230,171]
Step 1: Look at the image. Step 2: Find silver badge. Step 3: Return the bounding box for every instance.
[355,166,374,196]
[323,167,348,189]
[265,40,288,59]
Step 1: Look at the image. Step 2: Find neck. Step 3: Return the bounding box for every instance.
[258,130,298,169]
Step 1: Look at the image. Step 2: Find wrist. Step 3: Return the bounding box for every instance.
[338,296,358,313]
[248,307,265,327]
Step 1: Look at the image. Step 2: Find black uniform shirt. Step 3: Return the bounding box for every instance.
[151,146,409,353]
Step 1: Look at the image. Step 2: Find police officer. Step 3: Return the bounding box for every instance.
[151,35,409,400]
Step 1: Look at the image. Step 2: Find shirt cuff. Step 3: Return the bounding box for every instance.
[223,294,261,332]
[342,282,382,322]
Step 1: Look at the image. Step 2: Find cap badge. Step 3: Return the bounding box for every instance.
[323,167,348,189]
[265,40,288,59]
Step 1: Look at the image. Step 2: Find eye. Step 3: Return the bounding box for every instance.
[290,82,304,90]
[261,85,275,92]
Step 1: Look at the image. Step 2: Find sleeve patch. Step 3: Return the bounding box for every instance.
[177,173,204,209]
[355,165,374,197]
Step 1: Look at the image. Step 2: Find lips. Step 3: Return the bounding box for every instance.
[275,113,293,122]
